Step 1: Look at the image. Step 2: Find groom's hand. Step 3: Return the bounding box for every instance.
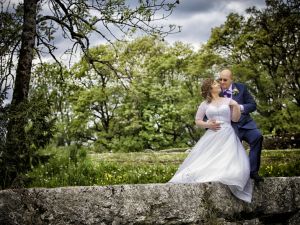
[207,120,221,131]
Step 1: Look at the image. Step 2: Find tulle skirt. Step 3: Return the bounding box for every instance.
[169,123,253,203]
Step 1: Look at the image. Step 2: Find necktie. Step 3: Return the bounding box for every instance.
[223,90,231,98]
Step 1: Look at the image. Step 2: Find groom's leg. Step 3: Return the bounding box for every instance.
[242,128,263,174]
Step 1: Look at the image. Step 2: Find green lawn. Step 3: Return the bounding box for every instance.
[90,149,300,164]
[25,148,300,188]
[260,149,300,177]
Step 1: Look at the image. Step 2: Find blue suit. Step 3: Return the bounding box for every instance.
[224,83,263,175]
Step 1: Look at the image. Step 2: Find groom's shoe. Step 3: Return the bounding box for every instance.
[250,173,264,183]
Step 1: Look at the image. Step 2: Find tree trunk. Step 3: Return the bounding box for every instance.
[2,0,38,189]
[12,0,37,104]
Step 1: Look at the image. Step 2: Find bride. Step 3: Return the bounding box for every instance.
[169,78,253,203]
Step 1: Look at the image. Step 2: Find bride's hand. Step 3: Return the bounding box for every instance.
[229,99,239,107]
[207,119,221,131]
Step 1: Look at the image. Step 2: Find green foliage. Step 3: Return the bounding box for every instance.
[0,2,22,50]
[26,146,93,187]
[25,94,56,151]
[206,0,300,135]
[2,0,180,190]
[0,94,55,189]
[30,37,210,153]
[25,148,300,188]
[108,38,203,151]
[27,0,300,154]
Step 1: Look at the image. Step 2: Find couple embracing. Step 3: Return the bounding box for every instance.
[169,69,263,203]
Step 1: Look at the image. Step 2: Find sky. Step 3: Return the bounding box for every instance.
[4,0,266,59]
[51,0,266,62]
[48,0,266,65]
[2,0,266,105]
[164,0,266,49]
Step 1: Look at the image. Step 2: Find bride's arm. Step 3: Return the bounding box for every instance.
[230,99,241,122]
[195,101,220,131]
[196,119,219,129]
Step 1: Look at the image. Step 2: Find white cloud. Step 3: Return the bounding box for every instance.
[4,0,266,60]
[1,0,22,10]
[164,10,228,49]
[2,0,267,64]
[163,0,265,49]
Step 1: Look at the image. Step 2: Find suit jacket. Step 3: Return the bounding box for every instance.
[227,82,258,131]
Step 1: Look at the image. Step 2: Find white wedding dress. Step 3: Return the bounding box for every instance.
[169,98,253,203]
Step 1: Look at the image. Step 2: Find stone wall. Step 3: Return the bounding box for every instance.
[0,177,299,225]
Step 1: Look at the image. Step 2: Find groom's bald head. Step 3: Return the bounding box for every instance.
[220,69,233,78]
[219,69,233,90]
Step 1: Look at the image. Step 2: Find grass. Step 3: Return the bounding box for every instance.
[260,149,300,177]
[25,147,300,188]
[89,151,187,164]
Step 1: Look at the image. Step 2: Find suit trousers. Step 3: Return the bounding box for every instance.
[237,128,263,174]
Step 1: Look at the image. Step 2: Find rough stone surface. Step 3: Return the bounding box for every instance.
[0,177,299,225]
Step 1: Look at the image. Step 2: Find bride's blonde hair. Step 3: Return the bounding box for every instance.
[201,78,214,103]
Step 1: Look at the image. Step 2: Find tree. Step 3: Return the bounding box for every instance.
[0,1,22,103]
[28,36,218,153]
[0,2,22,143]
[65,37,197,151]
[1,0,179,188]
[206,0,300,134]
[30,63,74,146]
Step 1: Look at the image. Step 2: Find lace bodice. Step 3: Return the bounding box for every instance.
[195,98,231,123]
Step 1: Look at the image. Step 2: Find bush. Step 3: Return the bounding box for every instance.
[263,133,300,149]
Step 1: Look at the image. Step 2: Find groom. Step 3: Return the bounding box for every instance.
[219,69,263,182]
